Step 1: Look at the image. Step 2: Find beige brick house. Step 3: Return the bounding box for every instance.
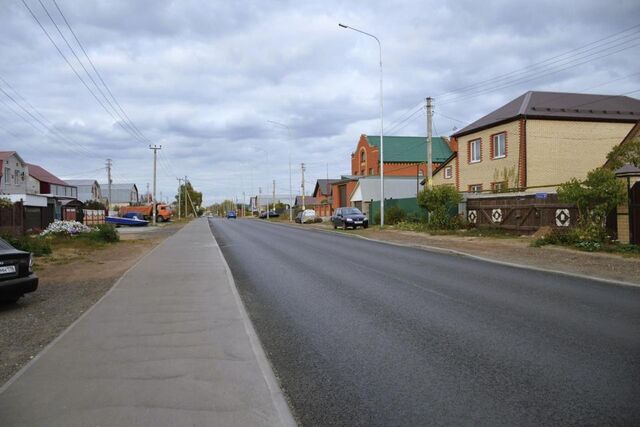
[438,91,640,193]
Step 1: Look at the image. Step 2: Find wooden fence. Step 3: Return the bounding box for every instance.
[0,202,24,236]
[465,193,579,233]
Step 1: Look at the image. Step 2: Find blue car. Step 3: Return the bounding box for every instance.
[226,211,237,219]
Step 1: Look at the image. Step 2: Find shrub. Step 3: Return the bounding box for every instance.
[417,185,462,230]
[84,200,106,210]
[385,205,407,225]
[557,168,625,236]
[0,233,51,256]
[87,224,119,243]
[40,220,91,236]
[0,197,13,208]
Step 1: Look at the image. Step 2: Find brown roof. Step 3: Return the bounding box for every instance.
[452,91,640,137]
[294,196,318,207]
[27,163,69,186]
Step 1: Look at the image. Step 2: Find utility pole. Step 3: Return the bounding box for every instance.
[301,163,306,210]
[177,178,182,218]
[426,97,433,190]
[272,180,276,217]
[258,187,262,216]
[149,145,162,225]
[106,159,112,213]
[242,191,245,217]
[146,182,150,202]
[184,175,188,217]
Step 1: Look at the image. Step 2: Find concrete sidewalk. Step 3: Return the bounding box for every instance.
[0,219,295,426]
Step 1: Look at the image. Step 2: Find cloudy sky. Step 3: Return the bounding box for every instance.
[1,0,639,205]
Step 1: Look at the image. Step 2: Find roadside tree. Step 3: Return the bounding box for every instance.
[417,185,462,229]
[557,168,626,242]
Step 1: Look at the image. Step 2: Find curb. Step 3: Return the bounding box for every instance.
[208,219,298,427]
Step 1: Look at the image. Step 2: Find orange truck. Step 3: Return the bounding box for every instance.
[119,204,172,222]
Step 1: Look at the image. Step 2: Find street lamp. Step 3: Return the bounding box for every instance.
[267,120,294,222]
[339,23,385,227]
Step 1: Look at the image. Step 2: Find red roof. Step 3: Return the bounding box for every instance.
[26,163,69,186]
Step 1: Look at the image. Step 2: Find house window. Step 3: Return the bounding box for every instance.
[469,139,481,163]
[14,170,19,185]
[444,166,452,179]
[492,133,506,159]
[4,168,10,184]
[492,181,507,193]
[368,168,373,175]
[469,184,482,193]
[360,149,366,163]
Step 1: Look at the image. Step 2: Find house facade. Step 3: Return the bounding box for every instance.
[0,151,29,195]
[444,91,640,193]
[351,135,453,177]
[101,183,139,208]
[350,176,424,216]
[65,179,102,203]
[27,163,77,198]
[311,179,339,217]
[330,176,359,212]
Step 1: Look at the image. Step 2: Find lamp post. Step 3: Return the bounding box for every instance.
[339,23,384,227]
[267,120,294,222]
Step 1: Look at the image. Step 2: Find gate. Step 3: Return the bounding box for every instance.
[631,182,640,245]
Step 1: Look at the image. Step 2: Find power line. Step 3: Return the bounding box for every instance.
[50,0,150,144]
[21,0,142,143]
[436,24,640,100]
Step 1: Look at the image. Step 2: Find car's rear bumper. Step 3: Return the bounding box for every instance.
[0,274,38,298]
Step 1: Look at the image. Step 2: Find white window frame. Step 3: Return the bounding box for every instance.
[469,184,482,193]
[470,139,481,163]
[444,166,452,179]
[493,133,506,159]
[5,168,10,184]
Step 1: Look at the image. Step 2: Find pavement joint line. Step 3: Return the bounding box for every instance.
[0,224,175,395]
[207,219,297,427]
[260,219,640,289]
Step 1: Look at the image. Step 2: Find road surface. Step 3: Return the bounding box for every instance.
[209,218,640,426]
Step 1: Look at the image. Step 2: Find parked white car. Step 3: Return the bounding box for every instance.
[295,209,321,224]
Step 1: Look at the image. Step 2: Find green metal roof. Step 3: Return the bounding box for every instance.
[365,135,452,163]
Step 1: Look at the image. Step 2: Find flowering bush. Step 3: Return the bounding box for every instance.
[40,220,91,236]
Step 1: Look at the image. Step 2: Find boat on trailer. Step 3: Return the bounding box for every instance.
[105,215,149,227]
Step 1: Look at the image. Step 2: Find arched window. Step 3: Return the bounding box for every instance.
[360,149,366,163]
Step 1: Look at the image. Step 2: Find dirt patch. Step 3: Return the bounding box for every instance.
[0,222,186,386]
[301,222,640,285]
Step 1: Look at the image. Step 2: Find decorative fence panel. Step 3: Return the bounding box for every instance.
[83,209,105,226]
[465,194,578,233]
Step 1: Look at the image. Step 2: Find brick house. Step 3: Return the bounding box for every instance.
[330,176,359,212]
[311,179,339,217]
[351,134,453,177]
[438,91,640,193]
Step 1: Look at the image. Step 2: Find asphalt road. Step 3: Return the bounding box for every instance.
[208,218,640,426]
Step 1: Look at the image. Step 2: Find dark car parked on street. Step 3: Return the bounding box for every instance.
[226,210,237,219]
[259,210,279,219]
[331,207,368,230]
[0,238,38,303]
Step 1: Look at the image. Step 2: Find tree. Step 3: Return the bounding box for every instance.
[606,132,640,169]
[174,182,203,217]
[417,185,462,229]
[557,168,626,241]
